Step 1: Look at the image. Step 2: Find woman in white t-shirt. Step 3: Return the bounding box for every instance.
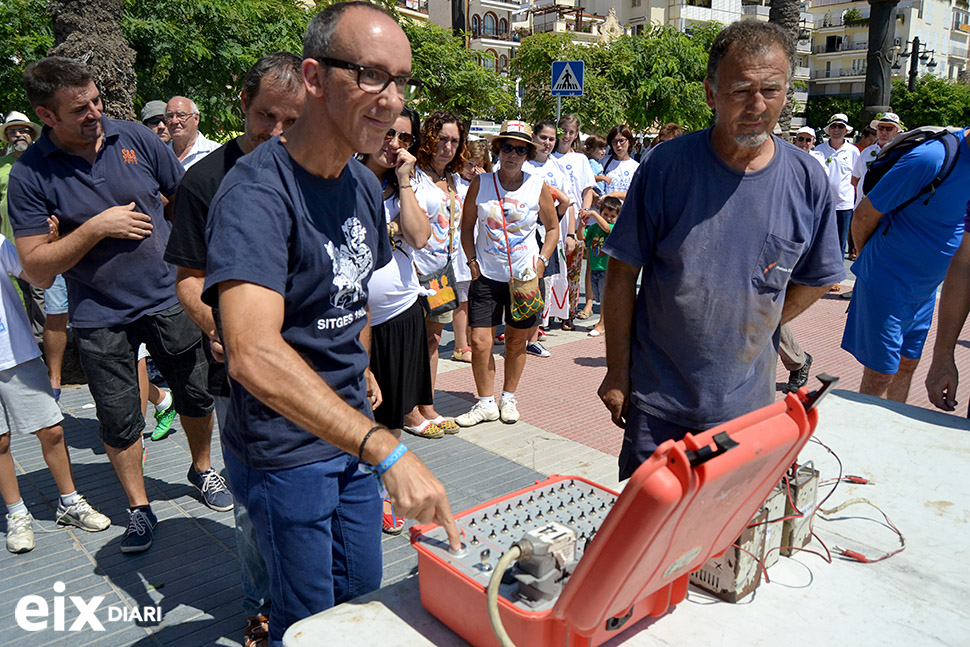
[412,111,470,434]
[361,108,435,532]
[553,114,597,329]
[455,121,559,428]
[602,124,640,198]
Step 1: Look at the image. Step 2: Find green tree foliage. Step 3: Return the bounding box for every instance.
[0,0,55,114]
[512,25,718,135]
[401,20,516,122]
[888,76,970,128]
[121,0,312,137]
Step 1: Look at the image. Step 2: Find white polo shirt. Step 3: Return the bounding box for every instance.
[814,139,859,210]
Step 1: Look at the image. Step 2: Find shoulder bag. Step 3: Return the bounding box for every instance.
[493,173,544,322]
[416,174,459,316]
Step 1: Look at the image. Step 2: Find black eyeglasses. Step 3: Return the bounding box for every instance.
[316,57,422,101]
[144,117,165,127]
[795,136,813,143]
[500,142,529,156]
[385,128,413,147]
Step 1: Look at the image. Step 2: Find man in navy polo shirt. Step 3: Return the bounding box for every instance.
[6,56,230,554]
[203,3,459,642]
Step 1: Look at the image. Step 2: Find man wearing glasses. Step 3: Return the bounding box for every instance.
[815,113,860,258]
[165,96,220,169]
[852,111,903,207]
[203,3,458,642]
[140,100,170,143]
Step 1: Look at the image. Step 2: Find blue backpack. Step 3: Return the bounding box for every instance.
[862,126,962,235]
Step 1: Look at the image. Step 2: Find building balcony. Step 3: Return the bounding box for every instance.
[741,5,770,17]
[812,66,866,79]
[795,65,811,78]
[813,41,868,54]
[477,0,521,11]
[949,44,969,59]
[471,28,515,41]
[811,0,857,8]
[793,90,809,103]
[396,0,428,15]
[797,40,812,53]
[791,117,807,128]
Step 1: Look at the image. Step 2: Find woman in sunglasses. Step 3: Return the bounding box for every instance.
[360,107,433,534]
[455,121,559,428]
[409,110,470,438]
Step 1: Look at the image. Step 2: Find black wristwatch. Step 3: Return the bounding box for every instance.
[566,233,577,240]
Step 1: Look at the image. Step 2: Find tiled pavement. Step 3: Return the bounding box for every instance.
[5,265,970,646]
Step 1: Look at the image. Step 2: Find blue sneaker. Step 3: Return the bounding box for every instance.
[187,468,234,512]
[120,508,157,554]
[526,341,551,358]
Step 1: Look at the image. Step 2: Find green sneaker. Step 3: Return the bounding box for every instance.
[151,401,177,441]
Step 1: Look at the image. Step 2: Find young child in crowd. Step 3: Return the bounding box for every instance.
[585,196,621,337]
[0,235,110,553]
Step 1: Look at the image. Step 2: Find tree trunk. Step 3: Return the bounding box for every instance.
[769,0,801,138]
[48,0,137,121]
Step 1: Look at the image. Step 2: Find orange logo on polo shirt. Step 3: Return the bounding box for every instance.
[121,149,138,164]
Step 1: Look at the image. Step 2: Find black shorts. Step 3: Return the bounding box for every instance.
[467,275,544,330]
[75,304,214,449]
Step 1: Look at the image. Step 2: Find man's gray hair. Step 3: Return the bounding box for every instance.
[705,21,795,90]
[303,1,395,61]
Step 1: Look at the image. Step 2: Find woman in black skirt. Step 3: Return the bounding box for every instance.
[361,107,438,533]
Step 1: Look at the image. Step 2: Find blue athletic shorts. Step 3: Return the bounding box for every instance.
[841,281,935,374]
[43,275,68,316]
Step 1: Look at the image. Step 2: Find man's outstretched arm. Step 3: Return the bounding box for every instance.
[217,279,460,547]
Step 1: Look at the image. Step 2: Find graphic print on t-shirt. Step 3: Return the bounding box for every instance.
[324,217,374,309]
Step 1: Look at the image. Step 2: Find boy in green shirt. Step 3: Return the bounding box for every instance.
[585,196,620,337]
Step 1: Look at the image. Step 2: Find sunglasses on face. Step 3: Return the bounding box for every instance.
[500,142,529,156]
[795,136,813,143]
[384,128,413,147]
[876,125,897,132]
[144,117,165,127]
[829,124,846,130]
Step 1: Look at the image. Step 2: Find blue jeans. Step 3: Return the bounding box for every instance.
[214,397,270,618]
[836,209,853,257]
[223,447,382,646]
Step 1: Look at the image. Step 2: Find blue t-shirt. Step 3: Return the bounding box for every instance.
[202,138,392,470]
[853,128,970,303]
[604,129,845,429]
[7,118,183,327]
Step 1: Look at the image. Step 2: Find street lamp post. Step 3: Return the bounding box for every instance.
[893,36,938,90]
[861,0,900,126]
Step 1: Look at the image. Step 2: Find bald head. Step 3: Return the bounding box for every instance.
[165,96,201,150]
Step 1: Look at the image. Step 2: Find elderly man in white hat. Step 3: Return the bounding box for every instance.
[815,113,859,258]
[0,112,47,341]
[793,126,827,167]
[851,111,903,207]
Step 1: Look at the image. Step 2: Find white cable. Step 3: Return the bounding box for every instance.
[486,545,522,647]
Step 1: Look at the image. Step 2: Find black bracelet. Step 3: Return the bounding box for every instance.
[358,425,386,461]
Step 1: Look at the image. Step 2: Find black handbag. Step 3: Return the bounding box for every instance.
[417,176,459,316]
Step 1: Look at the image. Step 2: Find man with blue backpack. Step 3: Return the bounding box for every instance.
[842,125,970,402]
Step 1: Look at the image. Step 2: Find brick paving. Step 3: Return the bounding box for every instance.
[5,273,970,645]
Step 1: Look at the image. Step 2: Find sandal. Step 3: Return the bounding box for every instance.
[428,416,460,435]
[382,496,405,535]
[244,615,269,647]
[561,317,575,331]
[403,421,444,439]
[575,311,591,320]
[452,348,472,363]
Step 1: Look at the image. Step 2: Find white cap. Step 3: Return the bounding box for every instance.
[796,126,816,138]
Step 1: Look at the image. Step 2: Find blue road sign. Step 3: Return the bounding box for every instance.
[551,60,584,97]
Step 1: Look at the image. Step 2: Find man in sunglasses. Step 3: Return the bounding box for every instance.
[851,111,902,208]
[203,3,459,642]
[140,100,170,143]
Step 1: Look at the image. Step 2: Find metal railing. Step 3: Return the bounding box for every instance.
[812,66,866,78]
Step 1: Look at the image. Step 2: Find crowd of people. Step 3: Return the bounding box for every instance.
[0,4,968,646]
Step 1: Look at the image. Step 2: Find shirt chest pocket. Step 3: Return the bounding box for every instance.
[752,234,805,292]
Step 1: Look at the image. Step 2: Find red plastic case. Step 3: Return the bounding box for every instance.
[412,392,818,647]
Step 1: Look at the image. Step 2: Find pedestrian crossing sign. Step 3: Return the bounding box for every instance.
[551,60,584,97]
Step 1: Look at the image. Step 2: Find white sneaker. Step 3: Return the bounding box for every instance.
[6,513,35,553]
[57,496,111,532]
[499,398,520,424]
[455,401,500,427]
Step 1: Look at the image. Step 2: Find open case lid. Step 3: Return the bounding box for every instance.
[552,387,827,635]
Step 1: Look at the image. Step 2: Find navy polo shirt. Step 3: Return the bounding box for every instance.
[202,138,392,470]
[7,118,183,328]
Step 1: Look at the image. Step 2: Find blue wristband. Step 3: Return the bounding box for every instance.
[375,443,408,475]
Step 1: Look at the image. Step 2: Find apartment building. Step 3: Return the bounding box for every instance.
[808,0,969,97]
[429,0,521,73]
